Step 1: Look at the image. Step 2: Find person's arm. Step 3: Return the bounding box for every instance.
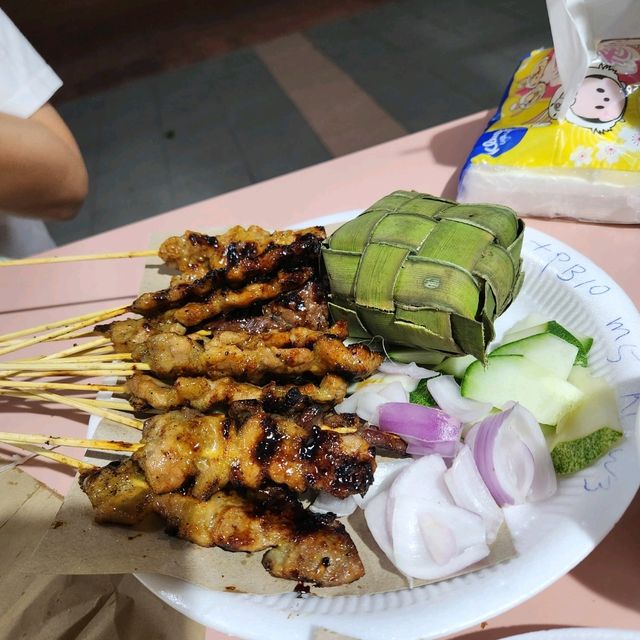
[0,103,88,220]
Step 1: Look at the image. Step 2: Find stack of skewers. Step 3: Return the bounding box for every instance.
[0,225,404,587]
[0,192,525,589]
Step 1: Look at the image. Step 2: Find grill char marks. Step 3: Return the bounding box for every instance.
[133,406,376,500]
[153,487,364,586]
[206,278,331,333]
[173,268,314,327]
[157,226,326,282]
[79,462,364,587]
[125,373,348,413]
[131,325,382,383]
[133,232,324,317]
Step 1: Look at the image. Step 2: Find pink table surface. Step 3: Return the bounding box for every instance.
[0,110,638,640]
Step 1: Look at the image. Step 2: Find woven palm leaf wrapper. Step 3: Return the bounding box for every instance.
[321,190,525,364]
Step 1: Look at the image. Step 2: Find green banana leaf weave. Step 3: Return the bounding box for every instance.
[321,191,525,362]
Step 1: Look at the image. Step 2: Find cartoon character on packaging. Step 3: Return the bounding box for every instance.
[511,52,561,115]
[549,63,628,132]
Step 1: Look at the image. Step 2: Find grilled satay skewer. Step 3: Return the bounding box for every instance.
[134,404,376,499]
[130,329,383,384]
[124,372,349,412]
[158,226,326,282]
[80,459,364,586]
[131,234,325,316]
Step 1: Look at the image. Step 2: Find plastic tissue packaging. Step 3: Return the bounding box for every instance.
[458,0,640,224]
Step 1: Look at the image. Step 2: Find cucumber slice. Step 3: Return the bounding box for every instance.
[549,368,623,474]
[551,428,623,475]
[502,319,592,367]
[435,354,476,380]
[461,354,584,426]
[490,333,579,380]
[502,312,548,336]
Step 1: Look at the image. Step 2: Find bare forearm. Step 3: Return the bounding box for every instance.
[0,106,88,220]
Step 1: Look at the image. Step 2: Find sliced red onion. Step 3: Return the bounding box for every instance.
[378,360,439,379]
[335,381,408,426]
[466,405,548,506]
[379,403,461,443]
[444,445,504,544]
[388,454,451,504]
[310,492,358,517]
[501,401,557,502]
[390,497,489,579]
[353,458,413,508]
[364,490,394,558]
[364,455,490,580]
[405,439,461,459]
[427,375,493,424]
[348,373,419,395]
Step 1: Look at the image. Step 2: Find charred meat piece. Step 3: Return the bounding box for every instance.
[133,406,376,499]
[133,233,324,316]
[154,488,364,586]
[262,277,330,331]
[321,412,408,455]
[172,268,313,327]
[95,315,185,353]
[80,458,153,525]
[125,373,348,412]
[207,278,331,334]
[131,328,382,383]
[158,226,326,280]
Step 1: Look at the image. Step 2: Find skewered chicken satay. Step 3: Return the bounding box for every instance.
[98,279,333,354]
[155,487,364,586]
[95,315,186,353]
[133,405,376,499]
[81,458,154,525]
[158,226,326,282]
[131,328,383,383]
[172,268,314,327]
[80,460,364,586]
[125,373,349,412]
[132,232,325,316]
[205,278,331,333]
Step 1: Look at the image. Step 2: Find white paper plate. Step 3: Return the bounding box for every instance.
[505,629,640,640]
[137,212,640,640]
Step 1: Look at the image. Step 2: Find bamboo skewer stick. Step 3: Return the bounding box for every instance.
[11,353,132,364]
[1,442,96,471]
[0,332,101,345]
[0,308,127,344]
[25,391,143,430]
[11,369,135,378]
[5,337,111,360]
[0,380,125,393]
[0,249,156,267]
[39,338,112,359]
[0,431,141,452]
[0,390,137,412]
[0,361,145,372]
[0,306,128,357]
[0,337,114,380]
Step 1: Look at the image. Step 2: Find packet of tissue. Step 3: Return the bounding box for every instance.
[458,1,640,223]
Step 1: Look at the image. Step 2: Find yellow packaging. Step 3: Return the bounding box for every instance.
[458,41,640,223]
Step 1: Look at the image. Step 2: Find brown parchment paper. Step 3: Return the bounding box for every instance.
[24,224,516,598]
[0,468,205,640]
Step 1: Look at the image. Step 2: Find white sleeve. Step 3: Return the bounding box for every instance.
[0,9,62,118]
